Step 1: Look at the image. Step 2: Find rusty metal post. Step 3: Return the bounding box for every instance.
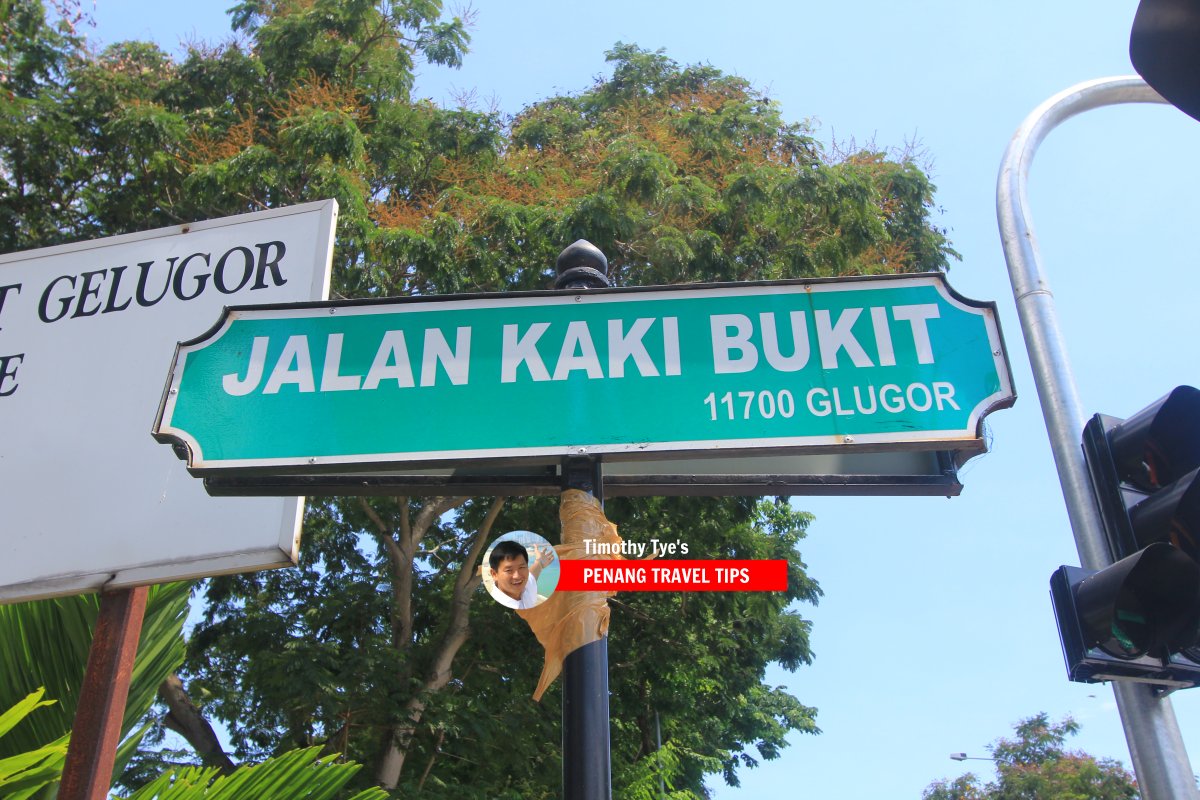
[59,585,149,800]
[556,241,612,800]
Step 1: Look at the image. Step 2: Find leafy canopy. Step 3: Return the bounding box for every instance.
[2,1,960,796]
[923,713,1138,800]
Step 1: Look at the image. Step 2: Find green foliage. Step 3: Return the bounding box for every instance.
[0,690,69,800]
[182,496,821,797]
[0,583,191,759]
[0,583,189,795]
[1,0,473,256]
[612,739,707,800]
[124,746,387,800]
[602,497,820,791]
[0,579,388,800]
[183,498,408,765]
[0,0,85,250]
[923,713,1139,800]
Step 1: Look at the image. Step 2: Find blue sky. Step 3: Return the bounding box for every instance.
[86,1,1200,796]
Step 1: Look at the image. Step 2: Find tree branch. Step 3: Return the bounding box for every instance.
[374,496,502,790]
[158,674,237,775]
[358,496,409,647]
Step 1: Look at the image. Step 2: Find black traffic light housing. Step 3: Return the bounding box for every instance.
[1051,386,1200,689]
[1083,386,1200,560]
[1131,0,1200,122]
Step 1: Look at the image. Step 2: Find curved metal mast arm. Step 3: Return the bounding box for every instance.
[996,75,1197,800]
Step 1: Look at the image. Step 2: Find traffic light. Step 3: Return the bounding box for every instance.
[1051,386,1200,688]
[1130,0,1200,122]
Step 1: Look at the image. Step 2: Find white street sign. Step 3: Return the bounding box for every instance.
[0,201,337,602]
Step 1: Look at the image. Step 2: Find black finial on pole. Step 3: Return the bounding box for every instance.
[555,240,610,290]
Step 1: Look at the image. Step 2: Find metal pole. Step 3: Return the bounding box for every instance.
[556,241,613,800]
[59,585,149,800]
[996,75,1198,800]
[562,628,611,800]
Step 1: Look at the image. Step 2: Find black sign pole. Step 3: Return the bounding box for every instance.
[556,242,613,800]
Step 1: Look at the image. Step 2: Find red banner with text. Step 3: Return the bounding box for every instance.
[557,559,787,592]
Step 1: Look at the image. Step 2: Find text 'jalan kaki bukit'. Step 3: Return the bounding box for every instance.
[221,303,945,396]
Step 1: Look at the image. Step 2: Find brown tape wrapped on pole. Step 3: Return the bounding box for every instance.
[518,489,645,700]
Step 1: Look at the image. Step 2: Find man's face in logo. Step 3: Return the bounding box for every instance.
[491,554,529,600]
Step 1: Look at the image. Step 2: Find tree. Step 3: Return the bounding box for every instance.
[0,582,387,800]
[2,1,957,796]
[923,713,1139,800]
[363,40,954,297]
[0,583,191,783]
[0,0,87,251]
[179,496,821,797]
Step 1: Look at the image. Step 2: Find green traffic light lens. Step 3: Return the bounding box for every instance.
[1111,606,1149,657]
[1078,543,1200,660]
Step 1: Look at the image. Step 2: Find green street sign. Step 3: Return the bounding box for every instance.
[154,274,1014,475]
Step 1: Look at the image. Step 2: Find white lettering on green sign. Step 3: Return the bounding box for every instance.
[156,276,1014,468]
